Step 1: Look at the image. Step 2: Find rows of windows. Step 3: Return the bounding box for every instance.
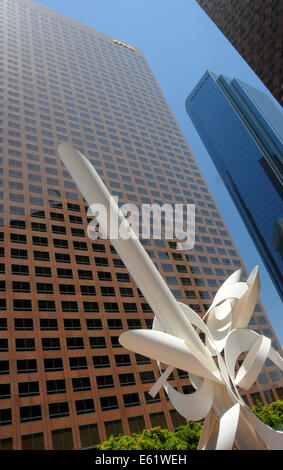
[0,383,282,436]
[0,317,151,331]
[0,410,186,449]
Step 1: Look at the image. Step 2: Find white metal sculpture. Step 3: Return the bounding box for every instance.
[58,143,283,450]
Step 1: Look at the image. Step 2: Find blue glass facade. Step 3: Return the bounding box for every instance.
[186,71,283,300]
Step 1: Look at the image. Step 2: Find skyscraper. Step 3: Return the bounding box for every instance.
[185,71,283,301]
[0,0,282,450]
[195,0,282,105]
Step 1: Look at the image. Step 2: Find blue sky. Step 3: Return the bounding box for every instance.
[36,0,282,344]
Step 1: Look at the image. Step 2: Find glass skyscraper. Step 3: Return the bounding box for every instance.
[186,71,283,301]
[0,0,282,450]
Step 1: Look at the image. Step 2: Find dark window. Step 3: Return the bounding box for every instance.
[123,393,140,407]
[100,396,118,411]
[18,381,40,397]
[42,338,60,351]
[0,361,9,375]
[86,318,102,330]
[96,375,114,390]
[20,405,42,423]
[92,355,110,369]
[46,379,66,395]
[72,377,91,392]
[89,337,106,349]
[40,318,58,330]
[69,357,88,370]
[12,264,29,276]
[115,354,131,367]
[15,338,35,351]
[0,383,11,400]
[17,359,37,373]
[44,358,63,372]
[49,402,69,419]
[118,373,135,387]
[0,409,12,426]
[66,337,84,350]
[75,398,95,415]
[107,318,123,330]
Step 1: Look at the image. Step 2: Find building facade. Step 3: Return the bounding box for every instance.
[0,0,282,450]
[195,0,283,105]
[186,71,283,300]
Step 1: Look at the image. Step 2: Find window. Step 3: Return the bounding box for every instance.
[12,281,30,293]
[33,250,49,261]
[79,423,100,449]
[95,257,109,266]
[86,318,102,330]
[61,301,78,312]
[22,433,44,450]
[0,409,12,427]
[104,419,123,439]
[89,337,106,349]
[75,398,95,415]
[18,381,40,397]
[92,355,110,369]
[150,411,167,428]
[52,428,74,450]
[135,354,151,365]
[98,271,112,281]
[38,300,55,312]
[80,285,96,296]
[139,371,155,384]
[20,405,42,423]
[83,301,99,313]
[127,319,142,329]
[66,337,84,350]
[55,253,70,263]
[49,402,69,419]
[57,268,73,278]
[15,338,35,351]
[36,283,54,294]
[46,379,66,396]
[96,375,114,390]
[115,354,131,367]
[100,396,118,411]
[35,266,52,277]
[17,359,37,374]
[72,377,91,392]
[44,358,63,372]
[42,338,60,351]
[40,318,58,330]
[116,272,130,282]
[78,269,93,280]
[128,416,146,435]
[69,356,88,370]
[123,392,140,407]
[118,373,135,387]
[0,383,11,400]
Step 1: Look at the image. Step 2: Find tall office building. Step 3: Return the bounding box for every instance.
[0,0,282,450]
[186,71,283,300]
[195,0,282,105]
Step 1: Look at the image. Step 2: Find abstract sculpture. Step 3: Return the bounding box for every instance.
[58,143,283,450]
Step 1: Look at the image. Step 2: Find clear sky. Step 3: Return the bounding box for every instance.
[35,0,283,344]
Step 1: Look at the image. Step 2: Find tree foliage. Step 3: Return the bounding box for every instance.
[98,401,283,450]
[252,400,283,429]
[98,421,202,450]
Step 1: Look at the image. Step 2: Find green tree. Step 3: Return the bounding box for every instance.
[252,400,283,429]
[98,421,202,450]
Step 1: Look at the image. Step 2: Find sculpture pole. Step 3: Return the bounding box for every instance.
[57,143,283,450]
[57,143,216,370]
